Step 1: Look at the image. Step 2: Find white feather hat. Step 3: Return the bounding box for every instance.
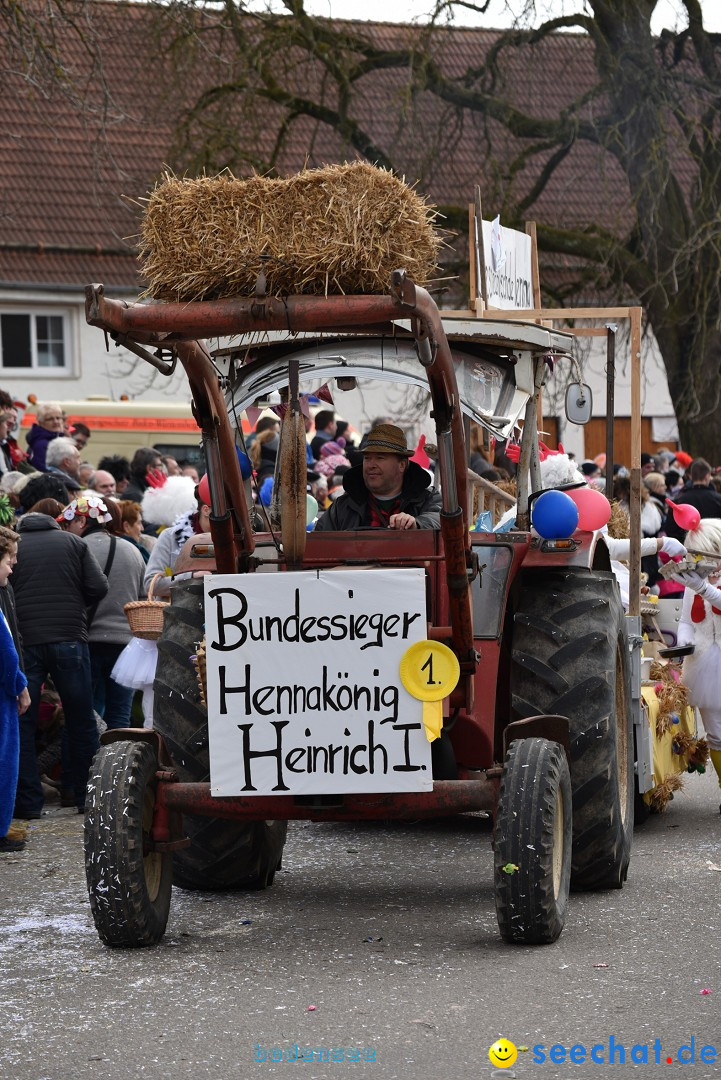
[140,475,197,527]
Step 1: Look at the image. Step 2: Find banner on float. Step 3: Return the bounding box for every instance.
[204,568,432,796]
[481,216,534,310]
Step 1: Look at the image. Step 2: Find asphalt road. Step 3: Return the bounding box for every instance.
[1,773,720,1080]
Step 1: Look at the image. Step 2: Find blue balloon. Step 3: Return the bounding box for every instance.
[236,447,252,480]
[259,476,274,506]
[532,489,579,539]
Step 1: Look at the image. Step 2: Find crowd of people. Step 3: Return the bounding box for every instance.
[3,387,721,852]
[0,398,438,852]
[579,449,721,594]
[0,396,211,851]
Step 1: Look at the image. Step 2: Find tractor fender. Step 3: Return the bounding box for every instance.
[99,726,176,771]
[502,714,571,765]
[522,530,612,572]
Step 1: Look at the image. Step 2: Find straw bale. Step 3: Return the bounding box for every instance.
[607,500,630,539]
[495,479,517,499]
[138,162,442,301]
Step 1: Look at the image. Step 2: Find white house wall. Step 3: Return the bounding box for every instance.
[0,287,193,406]
[542,323,677,460]
[0,290,678,463]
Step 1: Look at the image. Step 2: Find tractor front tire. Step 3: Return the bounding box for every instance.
[85,740,173,947]
[154,580,287,891]
[494,737,571,944]
[511,570,634,890]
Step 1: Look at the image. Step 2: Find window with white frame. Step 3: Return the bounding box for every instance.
[0,311,68,371]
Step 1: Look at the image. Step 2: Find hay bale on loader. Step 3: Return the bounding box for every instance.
[138,161,441,301]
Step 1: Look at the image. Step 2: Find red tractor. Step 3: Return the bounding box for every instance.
[83,270,633,948]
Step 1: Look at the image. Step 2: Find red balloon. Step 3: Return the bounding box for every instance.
[665,500,701,532]
[566,486,611,531]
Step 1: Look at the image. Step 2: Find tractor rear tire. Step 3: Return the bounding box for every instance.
[154,579,287,891]
[84,739,173,947]
[494,737,572,944]
[511,570,634,890]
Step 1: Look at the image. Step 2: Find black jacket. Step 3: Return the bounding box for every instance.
[46,465,82,493]
[122,478,147,505]
[665,485,721,542]
[315,461,442,531]
[0,582,23,669]
[12,514,109,646]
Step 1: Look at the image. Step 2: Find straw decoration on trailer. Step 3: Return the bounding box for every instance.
[647,773,684,813]
[138,162,443,301]
[670,729,709,770]
[191,637,207,708]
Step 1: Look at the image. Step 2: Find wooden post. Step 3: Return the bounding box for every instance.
[629,307,642,618]
[605,325,616,503]
[468,203,476,305]
[474,185,486,316]
[525,221,541,311]
[526,224,543,442]
[463,413,471,466]
[516,391,537,532]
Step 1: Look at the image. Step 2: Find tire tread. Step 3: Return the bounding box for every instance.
[154,580,287,891]
[494,737,572,944]
[511,570,633,890]
[84,740,172,947]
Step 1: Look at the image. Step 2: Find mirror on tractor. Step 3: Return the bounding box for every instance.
[565,382,593,425]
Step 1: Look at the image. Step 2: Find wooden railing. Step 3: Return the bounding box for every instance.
[467,470,516,529]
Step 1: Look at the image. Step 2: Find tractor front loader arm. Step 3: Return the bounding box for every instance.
[85,286,255,572]
[86,275,477,698]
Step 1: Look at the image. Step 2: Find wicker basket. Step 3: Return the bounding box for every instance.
[124,573,168,640]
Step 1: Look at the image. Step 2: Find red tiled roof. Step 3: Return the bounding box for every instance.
[0,250,139,289]
[0,1,676,295]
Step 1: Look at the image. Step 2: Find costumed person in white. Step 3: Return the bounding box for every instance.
[111,472,199,726]
[669,518,721,808]
[142,473,211,597]
[604,534,686,610]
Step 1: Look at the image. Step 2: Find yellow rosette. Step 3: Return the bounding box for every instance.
[399,640,460,743]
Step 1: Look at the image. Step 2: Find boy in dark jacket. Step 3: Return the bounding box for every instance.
[11,513,108,816]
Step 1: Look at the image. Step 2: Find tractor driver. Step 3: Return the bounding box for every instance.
[314,424,441,532]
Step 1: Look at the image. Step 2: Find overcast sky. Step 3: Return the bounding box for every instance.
[303,0,721,32]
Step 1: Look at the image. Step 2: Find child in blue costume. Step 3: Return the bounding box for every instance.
[0,525,29,851]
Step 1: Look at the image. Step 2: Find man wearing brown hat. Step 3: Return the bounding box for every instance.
[314,424,441,531]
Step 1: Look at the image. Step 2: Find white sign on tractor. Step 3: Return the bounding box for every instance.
[204,568,432,796]
[481,216,534,310]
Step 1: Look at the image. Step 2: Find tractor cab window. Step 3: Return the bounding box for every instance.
[455,357,508,418]
[469,543,513,639]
